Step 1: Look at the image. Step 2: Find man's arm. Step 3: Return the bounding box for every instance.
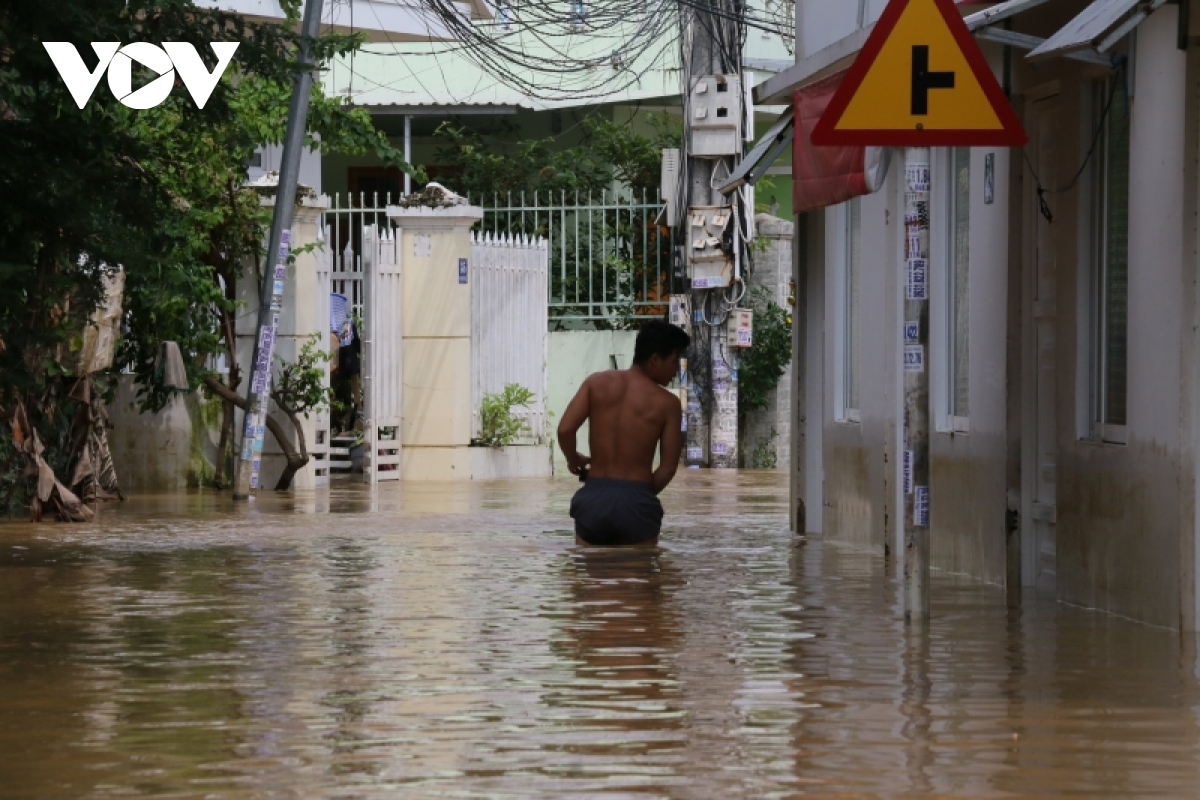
[556,379,592,476]
[652,397,683,495]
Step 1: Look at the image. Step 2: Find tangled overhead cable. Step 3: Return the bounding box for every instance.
[341,0,792,102]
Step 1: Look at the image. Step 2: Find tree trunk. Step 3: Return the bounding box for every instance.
[201,375,308,492]
[270,391,308,491]
[212,305,240,488]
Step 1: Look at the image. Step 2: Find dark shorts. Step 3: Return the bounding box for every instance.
[570,477,663,546]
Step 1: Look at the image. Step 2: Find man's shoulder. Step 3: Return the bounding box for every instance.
[653,384,682,412]
[584,369,623,387]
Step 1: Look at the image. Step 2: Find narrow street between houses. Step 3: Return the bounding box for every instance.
[3,470,1199,798]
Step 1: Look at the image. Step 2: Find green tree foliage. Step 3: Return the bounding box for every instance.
[0,0,412,504]
[437,115,678,329]
[737,288,793,419]
[433,114,677,198]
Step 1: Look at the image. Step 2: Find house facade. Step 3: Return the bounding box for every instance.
[759,0,1200,631]
[315,1,798,205]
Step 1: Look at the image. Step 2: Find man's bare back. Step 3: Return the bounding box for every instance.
[558,321,690,546]
[561,368,683,490]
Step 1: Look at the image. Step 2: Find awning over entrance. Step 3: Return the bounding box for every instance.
[717,109,794,195]
[1028,0,1167,59]
[963,0,1152,66]
[963,0,1055,30]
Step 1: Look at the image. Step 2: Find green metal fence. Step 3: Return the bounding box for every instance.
[469,189,670,328]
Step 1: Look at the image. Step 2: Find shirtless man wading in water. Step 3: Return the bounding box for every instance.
[557,321,691,546]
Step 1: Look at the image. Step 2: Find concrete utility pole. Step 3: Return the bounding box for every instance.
[683,0,741,469]
[233,0,325,499]
[902,147,931,623]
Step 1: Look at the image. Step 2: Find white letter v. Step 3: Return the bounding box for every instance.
[164,42,240,110]
[42,43,120,109]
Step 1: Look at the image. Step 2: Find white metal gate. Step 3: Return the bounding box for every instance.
[311,225,332,484]
[471,232,549,442]
[362,226,402,482]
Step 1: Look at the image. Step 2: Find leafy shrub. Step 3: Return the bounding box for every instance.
[476,383,536,448]
[749,427,780,469]
[737,288,793,419]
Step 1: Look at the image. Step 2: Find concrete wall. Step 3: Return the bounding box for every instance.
[742,214,795,468]
[819,167,901,555]
[926,144,1012,585]
[795,0,887,61]
[1184,40,1200,639]
[792,2,1200,625]
[795,23,1027,580]
[107,377,221,493]
[110,197,329,494]
[389,207,483,480]
[792,211,825,535]
[547,330,638,473]
[1041,10,1190,627]
[400,225,474,451]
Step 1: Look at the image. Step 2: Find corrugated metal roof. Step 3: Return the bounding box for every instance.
[1028,0,1166,59]
[359,101,528,114]
[963,0,1056,32]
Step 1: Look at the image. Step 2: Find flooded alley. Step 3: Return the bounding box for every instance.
[3,471,1200,798]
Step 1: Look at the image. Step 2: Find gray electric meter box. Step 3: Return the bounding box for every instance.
[690,74,742,157]
[661,148,681,227]
[687,205,733,289]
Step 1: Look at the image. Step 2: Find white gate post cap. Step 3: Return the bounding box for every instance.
[244,171,330,209]
[386,182,483,229]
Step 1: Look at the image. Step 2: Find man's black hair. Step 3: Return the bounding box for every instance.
[633,320,691,365]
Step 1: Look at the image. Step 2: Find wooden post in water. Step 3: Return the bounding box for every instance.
[903,146,931,624]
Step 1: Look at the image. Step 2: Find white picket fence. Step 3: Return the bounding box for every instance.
[311,225,332,484]
[471,232,550,443]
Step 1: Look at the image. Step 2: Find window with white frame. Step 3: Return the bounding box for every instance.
[1091,79,1130,441]
[497,0,513,31]
[836,197,862,422]
[936,147,970,432]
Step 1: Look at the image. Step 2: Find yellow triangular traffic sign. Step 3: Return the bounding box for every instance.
[812,0,1027,146]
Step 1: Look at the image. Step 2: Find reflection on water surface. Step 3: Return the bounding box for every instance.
[1,471,1198,797]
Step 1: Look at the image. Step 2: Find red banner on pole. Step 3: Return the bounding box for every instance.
[793,71,891,214]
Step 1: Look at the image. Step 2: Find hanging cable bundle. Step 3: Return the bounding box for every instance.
[325,0,792,103]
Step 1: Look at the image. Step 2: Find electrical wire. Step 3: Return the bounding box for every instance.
[1023,57,1126,223]
[325,0,788,104]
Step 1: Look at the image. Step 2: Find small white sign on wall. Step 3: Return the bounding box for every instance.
[914,486,930,527]
[904,344,925,372]
[413,233,432,258]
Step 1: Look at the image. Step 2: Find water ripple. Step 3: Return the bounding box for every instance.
[1,472,1199,797]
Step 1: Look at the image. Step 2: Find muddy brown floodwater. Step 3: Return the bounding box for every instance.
[2,470,1200,798]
